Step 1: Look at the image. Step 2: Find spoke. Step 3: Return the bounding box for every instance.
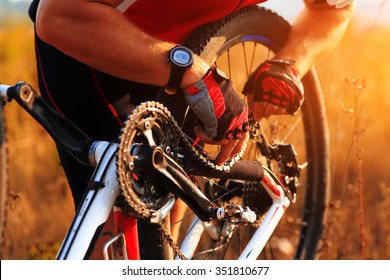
[281,114,303,143]
[251,42,259,73]
[227,49,232,78]
[242,42,249,77]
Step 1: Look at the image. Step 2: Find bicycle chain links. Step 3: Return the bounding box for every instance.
[116,101,247,259]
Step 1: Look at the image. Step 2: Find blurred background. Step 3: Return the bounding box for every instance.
[1,0,389,259]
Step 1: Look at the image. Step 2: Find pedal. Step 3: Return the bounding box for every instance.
[215,204,256,224]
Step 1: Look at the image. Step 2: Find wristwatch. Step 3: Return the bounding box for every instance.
[165,46,194,94]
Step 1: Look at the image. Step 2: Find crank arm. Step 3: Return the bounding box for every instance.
[151,147,256,223]
[152,147,216,221]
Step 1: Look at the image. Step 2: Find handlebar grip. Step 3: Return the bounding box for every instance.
[9,82,94,166]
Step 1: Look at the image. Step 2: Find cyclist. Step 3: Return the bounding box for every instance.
[28,0,354,231]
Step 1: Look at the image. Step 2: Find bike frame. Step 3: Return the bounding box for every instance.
[1,82,291,260]
[55,140,290,260]
[55,141,125,260]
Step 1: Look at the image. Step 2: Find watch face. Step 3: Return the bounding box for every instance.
[171,47,193,67]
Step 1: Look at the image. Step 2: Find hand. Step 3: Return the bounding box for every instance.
[242,58,304,119]
[183,68,249,165]
[327,0,354,9]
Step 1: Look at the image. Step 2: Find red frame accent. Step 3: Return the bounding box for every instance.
[113,208,140,260]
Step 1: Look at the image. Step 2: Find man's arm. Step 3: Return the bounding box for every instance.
[275,1,355,77]
[36,0,248,165]
[36,0,209,87]
[244,1,355,119]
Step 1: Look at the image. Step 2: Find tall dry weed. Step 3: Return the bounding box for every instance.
[317,18,390,259]
[1,15,74,259]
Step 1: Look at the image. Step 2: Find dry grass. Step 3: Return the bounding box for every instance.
[1,14,390,259]
[316,21,390,259]
[0,15,74,259]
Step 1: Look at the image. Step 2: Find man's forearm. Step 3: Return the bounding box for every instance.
[36,0,208,87]
[275,2,355,76]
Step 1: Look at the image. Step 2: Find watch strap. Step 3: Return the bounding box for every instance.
[165,66,187,94]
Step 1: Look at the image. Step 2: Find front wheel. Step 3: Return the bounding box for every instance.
[183,5,330,260]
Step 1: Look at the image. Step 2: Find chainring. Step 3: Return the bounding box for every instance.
[117,101,247,219]
[117,102,179,219]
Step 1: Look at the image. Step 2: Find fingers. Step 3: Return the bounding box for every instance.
[194,125,248,166]
[222,131,249,163]
[252,101,286,119]
[193,125,229,145]
[214,139,240,166]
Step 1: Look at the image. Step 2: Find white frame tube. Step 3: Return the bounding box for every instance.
[57,142,119,260]
[178,177,291,260]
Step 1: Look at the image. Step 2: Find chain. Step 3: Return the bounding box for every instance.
[117,101,248,219]
[117,101,249,259]
[160,221,188,260]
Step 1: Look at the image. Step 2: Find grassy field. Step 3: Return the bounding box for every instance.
[0,15,74,259]
[1,12,390,259]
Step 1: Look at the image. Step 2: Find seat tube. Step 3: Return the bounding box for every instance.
[113,206,140,260]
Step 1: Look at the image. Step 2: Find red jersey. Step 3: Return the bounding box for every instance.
[117,0,267,43]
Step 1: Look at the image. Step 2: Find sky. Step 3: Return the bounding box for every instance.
[5,0,390,27]
[262,0,390,26]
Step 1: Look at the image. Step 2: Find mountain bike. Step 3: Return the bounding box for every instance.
[0,5,330,260]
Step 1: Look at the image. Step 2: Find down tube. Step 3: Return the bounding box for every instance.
[56,143,120,260]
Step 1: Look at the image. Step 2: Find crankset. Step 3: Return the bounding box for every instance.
[116,102,179,219]
[116,101,253,222]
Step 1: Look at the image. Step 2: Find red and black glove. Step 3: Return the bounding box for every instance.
[183,68,248,142]
[243,58,304,115]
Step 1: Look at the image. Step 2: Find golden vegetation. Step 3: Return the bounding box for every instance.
[316,20,390,259]
[1,15,74,259]
[1,13,390,259]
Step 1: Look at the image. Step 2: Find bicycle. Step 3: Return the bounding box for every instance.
[0,5,330,260]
